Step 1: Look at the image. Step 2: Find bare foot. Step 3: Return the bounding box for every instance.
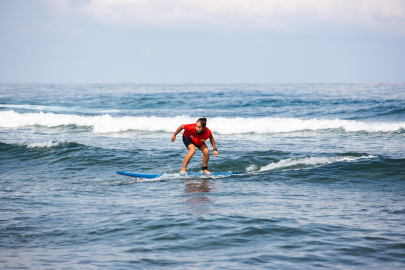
[180,169,187,174]
[202,170,211,174]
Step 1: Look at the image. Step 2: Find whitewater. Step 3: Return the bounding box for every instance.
[1,110,404,133]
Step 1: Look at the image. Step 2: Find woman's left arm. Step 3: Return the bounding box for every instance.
[209,135,218,157]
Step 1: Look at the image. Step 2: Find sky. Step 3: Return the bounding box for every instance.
[0,0,405,83]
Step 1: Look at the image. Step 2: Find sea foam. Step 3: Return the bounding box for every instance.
[259,155,375,172]
[1,110,404,134]
[25,141,65,148]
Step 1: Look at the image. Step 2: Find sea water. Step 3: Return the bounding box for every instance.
[1,83,405,269]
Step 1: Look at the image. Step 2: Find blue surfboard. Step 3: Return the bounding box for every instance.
[116,171,244,179]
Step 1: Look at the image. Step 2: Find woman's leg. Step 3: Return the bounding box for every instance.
[181,144,196,173]
[200,144,211,174]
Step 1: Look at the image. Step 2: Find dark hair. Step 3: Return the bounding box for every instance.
[197,117,207,128]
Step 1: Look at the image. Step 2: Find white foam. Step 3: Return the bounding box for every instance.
[23,140,65,148]
[1,110,404,134]
[246,164,258,172]
[258,155,375,172]
[209,117,405,134]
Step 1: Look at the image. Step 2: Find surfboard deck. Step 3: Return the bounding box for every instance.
[116,171,244,179]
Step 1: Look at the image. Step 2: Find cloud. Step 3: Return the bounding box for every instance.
[46,0,405,36]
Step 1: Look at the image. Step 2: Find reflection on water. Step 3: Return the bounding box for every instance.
[184,179,216,213]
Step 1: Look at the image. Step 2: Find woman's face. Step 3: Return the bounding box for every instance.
[195,122,204,133]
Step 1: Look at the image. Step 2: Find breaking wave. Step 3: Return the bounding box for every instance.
[1,110,404,134]
[258,155,375,172]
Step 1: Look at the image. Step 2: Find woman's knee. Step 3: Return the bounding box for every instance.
[188,146,196,154]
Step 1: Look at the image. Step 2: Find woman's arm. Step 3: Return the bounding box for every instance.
[171,124,185,142]
[209,135,218,157]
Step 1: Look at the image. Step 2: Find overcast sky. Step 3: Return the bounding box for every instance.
[1,0,405,83]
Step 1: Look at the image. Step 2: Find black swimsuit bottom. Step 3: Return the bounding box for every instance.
[182,134,201,149]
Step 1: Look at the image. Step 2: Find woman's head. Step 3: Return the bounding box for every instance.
[196,118,207,134]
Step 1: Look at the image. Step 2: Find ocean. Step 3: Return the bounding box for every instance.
[1,83,405,269]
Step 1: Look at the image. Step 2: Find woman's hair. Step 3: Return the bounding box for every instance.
[197,117,207,128]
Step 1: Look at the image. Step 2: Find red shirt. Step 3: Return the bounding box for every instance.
[184,123,212,147]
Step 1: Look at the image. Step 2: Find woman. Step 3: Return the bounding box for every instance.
[171,118,218,174]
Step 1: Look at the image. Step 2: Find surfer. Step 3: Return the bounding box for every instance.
[171,118,218,174]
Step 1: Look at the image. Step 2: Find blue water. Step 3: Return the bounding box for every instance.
[1,83,405,269]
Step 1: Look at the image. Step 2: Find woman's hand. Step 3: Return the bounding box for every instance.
[213,149,218,157]
[172,125,185,143]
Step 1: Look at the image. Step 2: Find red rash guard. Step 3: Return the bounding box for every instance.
[183,123,212,147]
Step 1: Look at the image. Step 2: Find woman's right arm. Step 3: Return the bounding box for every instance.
[171,124,185,142]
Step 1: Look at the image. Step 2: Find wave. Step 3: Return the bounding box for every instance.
[1,110,404,134]
[23,140,68,148]
[258,155,375,172]
[0,104,52,110]
[0,104,121,114]
[0,140,82,150]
